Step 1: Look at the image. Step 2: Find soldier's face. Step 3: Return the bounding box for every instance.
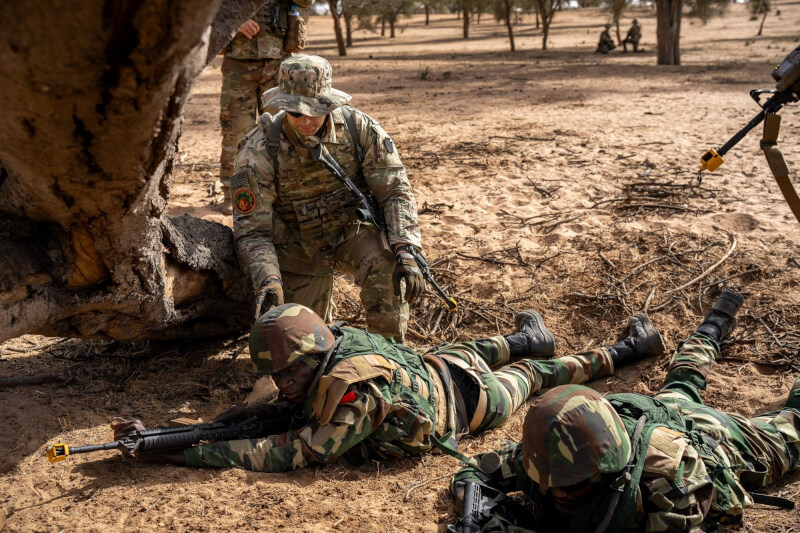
[273,358,319,404]
[286,112,327,137]
[548,477,598,512]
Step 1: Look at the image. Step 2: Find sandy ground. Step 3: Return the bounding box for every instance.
[3,3,800,532]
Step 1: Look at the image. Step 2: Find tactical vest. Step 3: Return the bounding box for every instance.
[562,393,742,532]
[305,326,439,462]
[265,108,368,243]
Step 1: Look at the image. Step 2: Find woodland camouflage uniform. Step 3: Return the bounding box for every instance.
[232,56,421,339]
[219,0,313,197]
[453,332,800,533]
[182,304,619,472]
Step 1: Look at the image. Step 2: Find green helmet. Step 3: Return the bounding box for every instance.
[249,303,335,375]
[522,385,631,490]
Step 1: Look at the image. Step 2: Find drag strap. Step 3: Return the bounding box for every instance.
[749,492,795,510]
[760,112,800,226]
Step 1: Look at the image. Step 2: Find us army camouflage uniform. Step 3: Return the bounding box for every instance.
[453,333,800,533]
[232,104,421,339]
[219,0,312,191]
[183,327,617,472]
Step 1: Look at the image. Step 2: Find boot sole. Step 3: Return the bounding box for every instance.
[631,312,666,358]
[515,310,556,357]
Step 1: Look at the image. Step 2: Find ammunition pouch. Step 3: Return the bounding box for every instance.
[284,13,308,53]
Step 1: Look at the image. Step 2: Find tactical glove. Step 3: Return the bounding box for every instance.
[255,277,284,320]
[393,252,424,304]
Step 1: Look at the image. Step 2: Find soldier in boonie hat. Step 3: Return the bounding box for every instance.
[261,54,351,117]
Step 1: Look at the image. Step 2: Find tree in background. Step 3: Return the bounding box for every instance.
[329,0,348,55]
[493,0,518,51]
[686,0,730,23]
[607,0,631,44]
[655,0,681,64]
[379,0,416,38]
[536,0,561,50]
[749,0,770,36]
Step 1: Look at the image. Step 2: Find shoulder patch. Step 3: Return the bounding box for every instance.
[234,187,256,214]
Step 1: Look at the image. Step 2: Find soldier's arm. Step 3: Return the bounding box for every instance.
[232,122,282,292]
[183,383,385,472]
[355,110,422,250]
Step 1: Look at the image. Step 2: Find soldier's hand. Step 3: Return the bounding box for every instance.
[111,419,146,440]
[238,19,259,39]
[212,405,262,424]
[255,277,284,320]
[393,252,424,304]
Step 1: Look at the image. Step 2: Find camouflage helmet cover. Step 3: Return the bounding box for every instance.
[249,303,336,375]
[522,385,631,490]
[261,54,352,117]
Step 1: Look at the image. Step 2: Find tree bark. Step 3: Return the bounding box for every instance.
[463,6,471,39]
[328,0,347,56]
[344,11,353,47]
[0,0,259,343]
[656,0,682,65]
[390,19,396,38]
[425,4,431,25]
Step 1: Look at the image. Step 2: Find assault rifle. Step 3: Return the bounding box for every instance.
[45,415,287,463]
[312,143,458,311]
[447,481,509,533]
[700,45,800,225]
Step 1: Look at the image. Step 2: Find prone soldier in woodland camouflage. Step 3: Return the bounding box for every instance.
[110,302,666,472]
[596,24,616,54]
[452,289,800,532]
[218,0,313,214]
[232,54,424,341]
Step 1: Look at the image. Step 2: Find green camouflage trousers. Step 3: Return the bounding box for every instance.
[657,333,800,491]
[219,56,282,188]
[425,338,616,435]
[281,225,408,341]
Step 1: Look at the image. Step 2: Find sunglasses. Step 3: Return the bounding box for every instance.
[287,111,305,118]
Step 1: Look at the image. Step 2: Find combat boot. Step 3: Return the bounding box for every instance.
[505,310,556,358]
[607,313,665,368]
[695,289,744,343]
[218,189,233,216]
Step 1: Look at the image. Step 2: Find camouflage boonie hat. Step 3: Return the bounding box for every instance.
[522,385,631,490]
[249,303,336,375]
[261,54,351,117]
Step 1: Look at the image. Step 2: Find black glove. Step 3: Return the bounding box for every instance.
[255,277,284,320]
[393,252,424,304]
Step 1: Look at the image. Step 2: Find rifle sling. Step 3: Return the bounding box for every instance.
[761,112,800,226]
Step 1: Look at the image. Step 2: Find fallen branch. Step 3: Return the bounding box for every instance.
[0,373,68,388]
[403,473,452,501]
[665,234,737,294]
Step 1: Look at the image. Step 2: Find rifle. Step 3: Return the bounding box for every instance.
[699,45,800,225]
[45,415,287,463]
[447,481,508,533]
[312,143,458,311]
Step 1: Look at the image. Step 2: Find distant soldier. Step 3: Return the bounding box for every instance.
[623,19,642,52]
[452,289,800,532]
[110,303,665,472]
[217,0,313,215]
[595,24,616,54]
[232,54,423,341]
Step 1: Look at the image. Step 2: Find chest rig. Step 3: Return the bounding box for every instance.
[265,108,369,243]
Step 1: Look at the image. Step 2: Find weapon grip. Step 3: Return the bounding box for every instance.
[459,481,484,533]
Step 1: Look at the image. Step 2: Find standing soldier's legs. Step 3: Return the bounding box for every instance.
[335,226,407,341]
[280,271,334,323]
[425,337,615,434]
[219,58,264,201]
[258,58,283,115]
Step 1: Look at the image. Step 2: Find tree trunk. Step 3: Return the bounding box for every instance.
[381,16,386,36]
[758,9,768,36]
[503,0,516,52]
[0,0,259,343]
[425,4,430,25]
[390,18,396,38]
[536,8,540,29]
[344,11,353,47]
[463,7,470,38]
[656,0,682,65]
[328,0,347,56]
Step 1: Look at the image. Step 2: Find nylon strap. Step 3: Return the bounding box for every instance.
[340,106,364,166]
[750,492,796,510]
[267,110,285,175]
[760,112,800,226]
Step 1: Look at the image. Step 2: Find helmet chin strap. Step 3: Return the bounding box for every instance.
[305,336,343,396]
